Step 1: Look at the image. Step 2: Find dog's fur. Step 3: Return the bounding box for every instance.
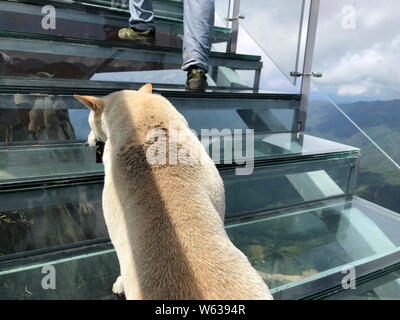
[74,84,272,300]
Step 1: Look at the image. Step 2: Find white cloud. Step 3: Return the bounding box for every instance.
[338,84,367,96]
[312,0,400,101]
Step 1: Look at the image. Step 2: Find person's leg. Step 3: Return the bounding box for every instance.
[182,0,215,90]
[129,0,155,31]
[119,0,155,40]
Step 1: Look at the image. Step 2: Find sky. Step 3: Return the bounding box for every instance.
[313,0,400,103]
[231,0,400,103]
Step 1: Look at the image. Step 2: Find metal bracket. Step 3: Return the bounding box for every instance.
[291,71,323,78]
[225,15,245,21]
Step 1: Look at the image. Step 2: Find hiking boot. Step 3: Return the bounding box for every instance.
[186,68,208,91]
[118,27,156,41]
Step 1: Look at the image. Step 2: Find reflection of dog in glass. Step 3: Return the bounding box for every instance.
[74,84,273,300]
[26,96,76,142]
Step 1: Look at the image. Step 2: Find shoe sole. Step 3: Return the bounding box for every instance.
[185,79,208,91]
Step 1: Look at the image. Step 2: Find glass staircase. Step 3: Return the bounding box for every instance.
[1,0,400,300]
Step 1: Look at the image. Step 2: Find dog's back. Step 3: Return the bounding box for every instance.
[81,88,272,300]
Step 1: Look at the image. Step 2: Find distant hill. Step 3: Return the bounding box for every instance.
[305,99,400,214]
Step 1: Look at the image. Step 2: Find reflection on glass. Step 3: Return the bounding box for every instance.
[0,48,181,82]
[0,183,107,257]
[238,0,304,83]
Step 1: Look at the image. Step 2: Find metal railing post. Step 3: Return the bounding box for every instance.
[227,0,241,53]
[298,0,320,132]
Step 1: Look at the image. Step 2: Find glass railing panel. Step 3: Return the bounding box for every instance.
[237,0,305,84]
[310,0,400,215]
[226,197,400,299]
[215,0,231,28]
[306,92,400,215]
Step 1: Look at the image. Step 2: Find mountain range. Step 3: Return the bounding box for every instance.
[306,98,400,213]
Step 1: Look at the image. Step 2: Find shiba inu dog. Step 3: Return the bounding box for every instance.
[74,84,272,300]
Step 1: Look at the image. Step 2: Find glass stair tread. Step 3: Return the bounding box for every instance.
[1,197,399,300]
[0,243,119,300]
[0,132,358,185]
[322,263,400,300]
[0,144,358,217]
[0,30,257,62]
[0,135,358,227]
[0,90,301,150]
[75,0,185,22]
[0,88,357,214]
[0,76,298,97]
[3,0,229,33]
[225,196,400,299]
[0,30,261,87]
[0,144,357,258]
[53,0,185,23]
[218,133,360,164]
[0,0,230,47]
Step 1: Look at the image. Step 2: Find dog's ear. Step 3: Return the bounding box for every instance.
[138,83,152,94]
[73,95,103,112]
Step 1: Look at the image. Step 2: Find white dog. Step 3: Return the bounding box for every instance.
[74,84,272,300]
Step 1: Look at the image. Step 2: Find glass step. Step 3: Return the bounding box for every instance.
[227,197,400,299]
[0,76,292,94]
[1,197,400,300]
[0,134,358,191]
[0,87,356,186]
[0,134,359,261]
[0,30,261,88]
[0,1,230,48]
[322,264,400,300]
[0,90,300,149]
[0,243,119,300]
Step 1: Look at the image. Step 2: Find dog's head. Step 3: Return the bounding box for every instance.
[74,83,152,146]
